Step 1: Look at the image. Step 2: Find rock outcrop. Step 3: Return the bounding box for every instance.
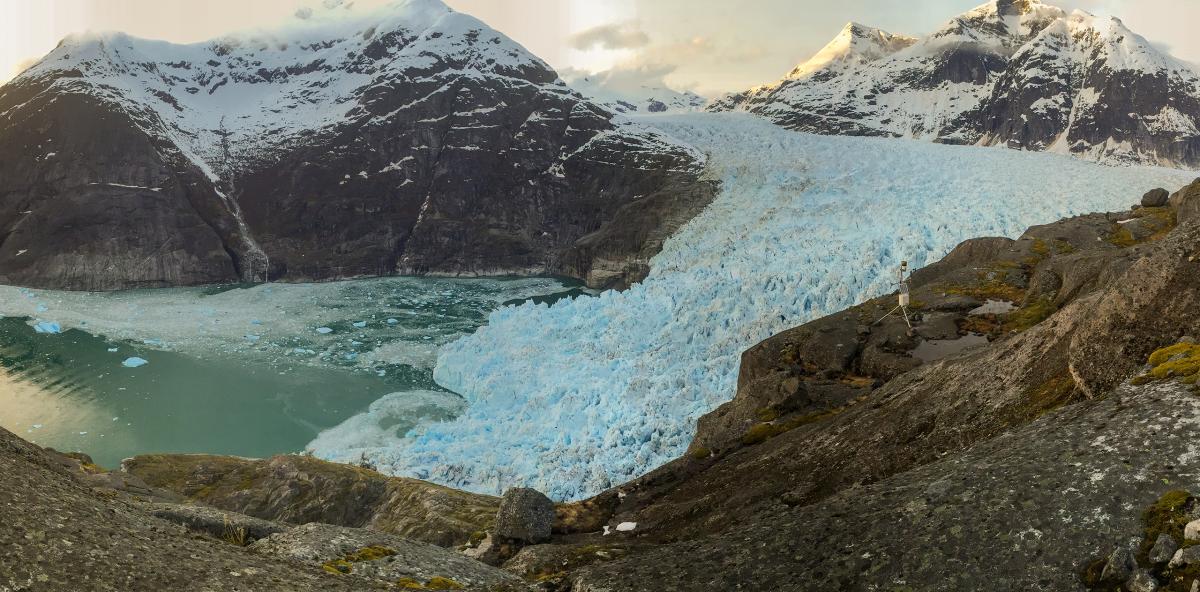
[250,522,524,590]
[0,0,715,291]
[122,453,499,548]
[2,427,531,591]
[0,426,390,591]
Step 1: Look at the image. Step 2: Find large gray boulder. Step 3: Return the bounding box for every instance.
[1127,569,1160,592]
[1100,546,1137,583]
[495,488,555,543]
[1142,188,1170,207]
[1149,533,1179,564]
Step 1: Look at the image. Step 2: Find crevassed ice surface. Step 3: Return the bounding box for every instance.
[310,113,1195,500]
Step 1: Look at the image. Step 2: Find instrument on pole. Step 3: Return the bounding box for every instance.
[873,260,913,331]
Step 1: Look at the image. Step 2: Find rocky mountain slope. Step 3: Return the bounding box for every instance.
[0,430,529,591]
[711,0,1200,167]
[19,181,1200,590]
[0,0,714,291]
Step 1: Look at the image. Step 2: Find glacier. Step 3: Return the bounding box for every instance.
[308,112,1195,500]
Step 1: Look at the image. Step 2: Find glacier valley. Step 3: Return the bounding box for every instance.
[310,113,1196,500]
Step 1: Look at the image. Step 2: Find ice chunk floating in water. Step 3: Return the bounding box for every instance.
[122,357,148,368]
[311,113,1194,500]
[0,276,566,376]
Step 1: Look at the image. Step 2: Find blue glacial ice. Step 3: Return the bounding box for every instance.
[308,113,1196,500]
[122,357,149,368]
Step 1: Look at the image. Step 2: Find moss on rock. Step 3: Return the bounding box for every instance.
[320,546,397,575]
[1004,297,1057,333]
[396,576,464,590]
[741,408,842,446]
[1134,344,1200,385]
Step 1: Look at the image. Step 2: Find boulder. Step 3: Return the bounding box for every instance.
[1142,188,1170,207]
[1186,518,1200,541]
[1170,546,1200,569]
[1127,569,1160,592]
[1100,546,1136,582]
[1173,179,1200,226]
[1149,533,1179,564]
[461,532,512,567]
[495,488,555,543]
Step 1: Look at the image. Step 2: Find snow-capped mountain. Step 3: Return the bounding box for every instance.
[0,0,713,291]
[711,0,1200,167]
[565,70,706,114]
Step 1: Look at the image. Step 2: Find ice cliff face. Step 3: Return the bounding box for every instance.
[711,0,1200,167]
[0,0,713,290]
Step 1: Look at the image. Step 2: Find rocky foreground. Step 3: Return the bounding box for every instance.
[7,182,1200,591]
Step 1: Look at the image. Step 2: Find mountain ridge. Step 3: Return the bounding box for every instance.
[0,0,716,291]
[710,0,1200,167]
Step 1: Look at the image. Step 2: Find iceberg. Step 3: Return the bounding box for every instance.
[122,357,149,368]
[311,113,1196,500]
[32,321,62,334]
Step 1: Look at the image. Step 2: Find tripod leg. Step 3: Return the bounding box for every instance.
[872,305,902,327]
[901,306,913,330]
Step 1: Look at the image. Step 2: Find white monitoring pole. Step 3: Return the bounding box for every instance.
[872,260,914,330]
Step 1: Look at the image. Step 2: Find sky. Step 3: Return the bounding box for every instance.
[1,0,1199,96]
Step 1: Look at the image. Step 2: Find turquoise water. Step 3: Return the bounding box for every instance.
[0,277,573,468]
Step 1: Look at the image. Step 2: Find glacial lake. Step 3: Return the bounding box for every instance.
[0,277,577,468]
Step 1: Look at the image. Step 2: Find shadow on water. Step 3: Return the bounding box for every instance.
[501,276,596,308]
[0,316,402,468]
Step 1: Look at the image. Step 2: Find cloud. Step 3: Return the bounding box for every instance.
[564,33,772,97]
[570,23,650,51]
[11,57,40,79]
[562,63,680,93]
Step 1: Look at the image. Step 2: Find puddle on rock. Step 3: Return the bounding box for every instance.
[969,300,1018,315]
[911,333,991,363]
